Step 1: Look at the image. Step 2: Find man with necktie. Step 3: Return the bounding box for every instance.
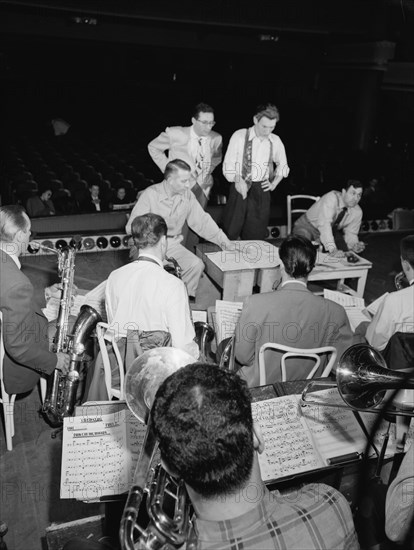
[292,179,366,258]
[221,103,290,240]
[147,102,222,209]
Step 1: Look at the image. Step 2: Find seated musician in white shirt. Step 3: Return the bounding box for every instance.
[85,212,198,401]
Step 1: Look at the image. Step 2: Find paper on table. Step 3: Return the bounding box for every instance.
[215,299,243,344]
[206,240,280,271]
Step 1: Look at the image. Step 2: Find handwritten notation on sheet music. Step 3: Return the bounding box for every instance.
[252,395,323,481]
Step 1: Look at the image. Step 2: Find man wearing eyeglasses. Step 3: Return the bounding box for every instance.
[148,102,222,209]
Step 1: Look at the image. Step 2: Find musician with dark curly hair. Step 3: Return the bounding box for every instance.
[151,363,360,549]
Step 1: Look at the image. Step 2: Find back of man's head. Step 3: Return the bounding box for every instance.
[131,213,167,250]
[152,363,254,498]
[0,205,29,243]
[254,103,279,121]
[164,159,191,180]
[400,235,414,269]
[280,235,316,278]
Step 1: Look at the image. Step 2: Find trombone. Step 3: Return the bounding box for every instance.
[301,344,414,417]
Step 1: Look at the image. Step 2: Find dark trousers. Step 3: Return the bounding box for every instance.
[222,181,270,240]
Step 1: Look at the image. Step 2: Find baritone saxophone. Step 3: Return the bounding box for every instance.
[32,240,102,427]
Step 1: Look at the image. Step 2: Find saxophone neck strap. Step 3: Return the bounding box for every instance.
[135,256,162,267]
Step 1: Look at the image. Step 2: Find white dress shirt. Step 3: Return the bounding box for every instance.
[105,253,198,357]
[223,127,289,183]
[365,282,414,350]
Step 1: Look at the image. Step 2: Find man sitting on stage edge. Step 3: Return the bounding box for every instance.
[292,179,365,258]
[0,205,69,396]
[126,159,232,301]
[85,213,198,402]
[151,363,360,550]
[234,235,363,387]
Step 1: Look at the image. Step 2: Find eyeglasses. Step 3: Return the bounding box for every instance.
[197,120,216,127]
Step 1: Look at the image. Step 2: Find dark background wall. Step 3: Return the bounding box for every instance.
[1,0,413,207]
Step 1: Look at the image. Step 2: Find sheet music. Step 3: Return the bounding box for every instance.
[42,281,107,322]
[360,413,414,457]
[191,309,207,323]
[366,293,389,316]
[215,299,243,344]
[300,387,368,461]
[344,308,371,331]
[252,395,324,482]
[323,289,365,309]
[60,409,147,500]
[323,289,370,330]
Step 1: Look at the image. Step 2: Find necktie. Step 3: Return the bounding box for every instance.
[195,137,204,178]
[332,207,347,230]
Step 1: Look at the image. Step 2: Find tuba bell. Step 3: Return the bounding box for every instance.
[301,344,414,415]
[120,347,196,550]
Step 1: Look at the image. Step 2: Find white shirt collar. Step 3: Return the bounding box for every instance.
[0,245,21,269]
[136,252,163,268]
[249,126,272,142]
[281,279,307,288]
[191,126,205,141]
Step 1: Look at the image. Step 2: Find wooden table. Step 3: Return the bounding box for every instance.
[196,241,281,301]
[197,243,372,299]
[308,252,373,297]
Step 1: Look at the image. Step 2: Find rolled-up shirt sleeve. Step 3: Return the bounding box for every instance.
[186,193,230,247]
[273,136,290,179]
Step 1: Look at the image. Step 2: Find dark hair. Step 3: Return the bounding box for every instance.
[279,234,316,278]
[130,213,167,249]
[344,179,363,191]
[164,159,192,180]
[0,205,30,242]
[254,103,280,122]
[152,363,254,498]
[193,102,214,119]
[400,235,414,269]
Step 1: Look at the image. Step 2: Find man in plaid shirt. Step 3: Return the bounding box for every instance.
[152,363,360,550]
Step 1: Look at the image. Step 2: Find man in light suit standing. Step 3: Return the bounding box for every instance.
[234,235,362,387]
[148,102,222,209]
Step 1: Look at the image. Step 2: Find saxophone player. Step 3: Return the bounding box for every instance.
[0,205,70,397]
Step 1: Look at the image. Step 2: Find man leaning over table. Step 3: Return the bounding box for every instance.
[126,159,232,301]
